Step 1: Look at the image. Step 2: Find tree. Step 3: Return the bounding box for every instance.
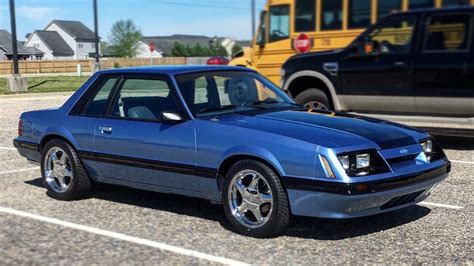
[109,19,142,58]
[171,42,187,57]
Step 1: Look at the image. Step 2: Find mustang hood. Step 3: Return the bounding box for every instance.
[218,110,426,150]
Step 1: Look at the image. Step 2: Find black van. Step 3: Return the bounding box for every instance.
[281,7,473,121]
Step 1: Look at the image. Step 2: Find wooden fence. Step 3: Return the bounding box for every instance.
[0,57,188,75]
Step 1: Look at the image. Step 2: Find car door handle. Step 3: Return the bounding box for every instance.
[99,126,113,134]
[394,62,406,67]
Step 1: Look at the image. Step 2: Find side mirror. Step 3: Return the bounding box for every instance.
[160,111,185,124]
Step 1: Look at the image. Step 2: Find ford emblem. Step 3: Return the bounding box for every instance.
[399,149,409,154]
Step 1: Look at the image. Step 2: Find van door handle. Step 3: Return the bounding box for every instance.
[394,62,406,67]
[99,126,112,134]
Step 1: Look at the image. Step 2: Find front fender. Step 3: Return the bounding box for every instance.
[219,145,285,176]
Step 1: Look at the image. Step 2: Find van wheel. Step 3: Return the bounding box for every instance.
[295,89,331,110]
[41,139,92,201]
[222,160,290,238]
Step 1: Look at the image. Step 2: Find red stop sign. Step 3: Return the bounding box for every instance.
[149,41,155,52]
[293,33,312,54]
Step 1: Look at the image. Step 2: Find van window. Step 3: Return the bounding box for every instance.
[424,14,472,52]
[321,0,343,31]
[295,0,316,32]
[442,0,470,6]
[348,0,372,29]
[409,0,435,9]
[269,5,290,42]
[378,0,403,19]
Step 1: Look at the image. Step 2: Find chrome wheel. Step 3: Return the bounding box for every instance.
[305,101,328,111]
[228,170,273,229]
[44,147,73,193]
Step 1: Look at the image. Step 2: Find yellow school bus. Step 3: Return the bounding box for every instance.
[229,0,474,84]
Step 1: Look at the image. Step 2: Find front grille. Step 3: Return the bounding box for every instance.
[386,154,418,165]
[381,190,425,210]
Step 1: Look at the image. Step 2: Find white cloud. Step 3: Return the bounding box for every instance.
[16,6,59,22]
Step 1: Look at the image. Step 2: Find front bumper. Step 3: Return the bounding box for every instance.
[285,163,450,218]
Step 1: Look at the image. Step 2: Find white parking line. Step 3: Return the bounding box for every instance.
[0,146,16,151]
[0,167,40,175]
[450,160,474,165]
[418,201,464,210]
[0,206,248,266]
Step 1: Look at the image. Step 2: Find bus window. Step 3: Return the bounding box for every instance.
[409,0,435,9]
[378,0,403,19]
[348,0,372,29]
[295,0,316,32]
[321,0,343,31]
[269,5,290,42]
[442,0,471,6]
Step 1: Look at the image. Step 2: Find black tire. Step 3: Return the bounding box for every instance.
[222,160,290,238]
[294,88,331,110]
[41,139,92,201]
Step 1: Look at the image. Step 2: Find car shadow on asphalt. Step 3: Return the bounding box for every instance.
[25,177,431,240]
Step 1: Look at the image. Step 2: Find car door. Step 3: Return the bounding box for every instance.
[68,75,120,154]
[414,11,474,116]
[91,75,200,194]
[338,14,418,114]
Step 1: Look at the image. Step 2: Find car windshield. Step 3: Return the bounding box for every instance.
[174,71,300,117]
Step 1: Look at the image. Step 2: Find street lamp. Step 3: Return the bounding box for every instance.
[93,0,101,71]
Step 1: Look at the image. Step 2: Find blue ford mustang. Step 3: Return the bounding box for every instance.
[14,66,450,237]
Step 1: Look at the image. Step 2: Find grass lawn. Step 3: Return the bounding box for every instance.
[0,76,90,94]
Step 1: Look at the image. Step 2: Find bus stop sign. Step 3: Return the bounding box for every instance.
[293,33,312,54]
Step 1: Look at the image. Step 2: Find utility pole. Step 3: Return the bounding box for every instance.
[251,0,256,38]
[93,0,100,71]
[7,0,26,92]
[9,0,19,75]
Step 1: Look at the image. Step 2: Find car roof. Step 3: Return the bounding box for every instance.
[98,65,255,76]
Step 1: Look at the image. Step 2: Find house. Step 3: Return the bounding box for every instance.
[0,30,44,60]
[25,30,74,60]
[25,20,98,60]
[136,34,241,57]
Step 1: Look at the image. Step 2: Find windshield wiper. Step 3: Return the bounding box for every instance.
[197,105,237,114]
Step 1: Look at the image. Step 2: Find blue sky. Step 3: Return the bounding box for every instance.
[0,0,266,42]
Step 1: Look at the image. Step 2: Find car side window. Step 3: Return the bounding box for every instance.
[81,77,118,117]
[109,78,178,121]
[365,16,416,54]
[269,5,290,42]
[194,76,210,104]
[423,14,472,52]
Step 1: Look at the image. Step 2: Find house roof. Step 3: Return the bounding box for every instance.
[141,34,222,55]
[47,20,96,42]
[34,30,74,56]
[0,29,43,55]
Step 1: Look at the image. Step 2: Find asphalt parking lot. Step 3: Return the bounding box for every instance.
[0,93,472,265]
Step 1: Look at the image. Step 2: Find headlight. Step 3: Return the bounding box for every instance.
[338,150,389,177]
[420,139,437,162]
[356,153,370,169]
